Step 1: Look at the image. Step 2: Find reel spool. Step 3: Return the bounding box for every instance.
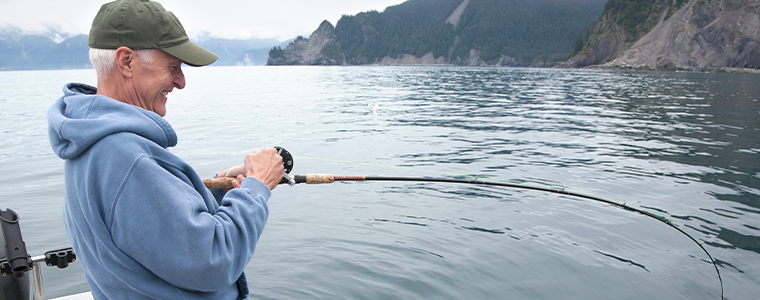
[274,146,294,174]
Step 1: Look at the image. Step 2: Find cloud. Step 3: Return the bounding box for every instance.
[0,0,408,41]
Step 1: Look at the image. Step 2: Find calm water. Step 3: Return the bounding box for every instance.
[1,66,758,299]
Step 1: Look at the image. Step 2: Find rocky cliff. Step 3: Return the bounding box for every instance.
[566,0,760,71]
[267,21,344,66]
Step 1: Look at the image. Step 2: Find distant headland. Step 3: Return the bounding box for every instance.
[268,0,760,73]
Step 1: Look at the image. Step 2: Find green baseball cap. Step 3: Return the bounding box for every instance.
[88,0,218,66]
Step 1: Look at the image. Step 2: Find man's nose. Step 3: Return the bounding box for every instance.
[175,68,186,89]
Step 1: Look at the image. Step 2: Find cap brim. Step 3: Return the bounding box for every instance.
[162,41,218,67]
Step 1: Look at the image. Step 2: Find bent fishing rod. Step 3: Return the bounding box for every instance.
[202,147,724,299]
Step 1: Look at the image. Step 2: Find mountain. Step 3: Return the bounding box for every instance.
[0,31,90,70]
[564,0,760,71]
[192,35,282,66]
[268,0,608,66]
[44,35,92,70]
[230,48,273,66]
[0,29,284,70]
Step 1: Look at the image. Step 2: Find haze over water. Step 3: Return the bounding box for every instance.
[1,66,758,299]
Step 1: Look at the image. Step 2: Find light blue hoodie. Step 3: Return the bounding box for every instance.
[48,83,270,299]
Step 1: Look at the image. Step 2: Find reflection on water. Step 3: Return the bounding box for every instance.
[0,67,758,299]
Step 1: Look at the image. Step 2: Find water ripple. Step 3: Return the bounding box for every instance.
[3,67,758,299]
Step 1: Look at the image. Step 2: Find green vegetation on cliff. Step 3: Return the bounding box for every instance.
[602,0,660,37]
[269,46,286,60]
[320,41,344,62]
[598,0,689,43]
[328,0,607,64]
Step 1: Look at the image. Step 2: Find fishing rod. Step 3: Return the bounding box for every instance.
[202,147,724,299]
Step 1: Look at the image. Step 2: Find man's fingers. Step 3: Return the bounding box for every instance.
[232,175,243,189]
[243,147,284,190]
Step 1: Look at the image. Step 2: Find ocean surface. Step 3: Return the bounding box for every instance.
[1,66,758,299]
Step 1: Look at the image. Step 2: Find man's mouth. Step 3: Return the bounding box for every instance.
[162,91,169,96]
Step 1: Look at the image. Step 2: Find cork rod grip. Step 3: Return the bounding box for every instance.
[202,177,235,189]
[305,174,335,184]
[202,174,337,189]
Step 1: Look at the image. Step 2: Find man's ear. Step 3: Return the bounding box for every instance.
[115,47,135,78]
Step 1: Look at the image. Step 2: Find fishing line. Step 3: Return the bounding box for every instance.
[203,150,724,298]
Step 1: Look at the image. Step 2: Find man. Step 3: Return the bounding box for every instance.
[47,0,283,298]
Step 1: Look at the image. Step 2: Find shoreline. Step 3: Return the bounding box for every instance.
[3,64,758,74]
[575,65,760,74]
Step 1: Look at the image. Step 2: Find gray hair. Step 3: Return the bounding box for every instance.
[90,48,157,79]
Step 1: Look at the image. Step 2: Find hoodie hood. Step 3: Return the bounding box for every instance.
[48,83,178,160]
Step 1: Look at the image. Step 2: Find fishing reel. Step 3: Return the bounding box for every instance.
[274,146,295,186]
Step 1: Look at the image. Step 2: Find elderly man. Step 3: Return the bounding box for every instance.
[47,0,283,299]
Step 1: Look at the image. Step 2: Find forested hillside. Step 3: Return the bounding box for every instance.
[333,0,463,64]
[452,0,607,63]
[271,0,608,66]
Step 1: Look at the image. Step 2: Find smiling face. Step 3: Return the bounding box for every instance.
[130,50,186,116]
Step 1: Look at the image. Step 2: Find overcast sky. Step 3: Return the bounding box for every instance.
[0,0,409,41]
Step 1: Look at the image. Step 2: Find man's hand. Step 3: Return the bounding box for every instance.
[218,164,244,179]
[243,148,284,190]
[217,164,244,191]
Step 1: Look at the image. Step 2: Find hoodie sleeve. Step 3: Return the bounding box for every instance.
[109,155,270,292]
[209,174,226,206]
